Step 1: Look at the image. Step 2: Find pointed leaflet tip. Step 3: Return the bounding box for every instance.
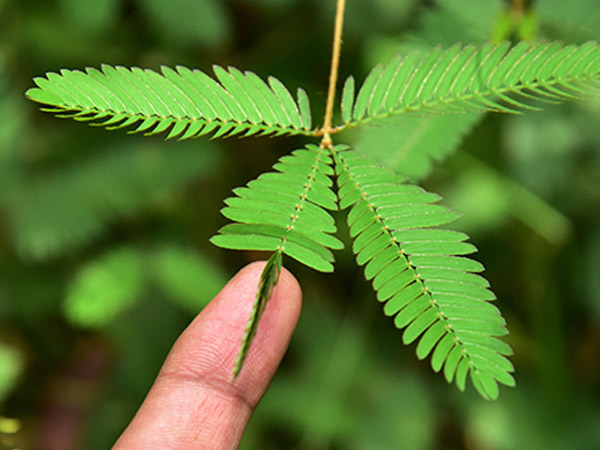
[25,86,63,107]
[341,75,355,124]
[297,87,312,130]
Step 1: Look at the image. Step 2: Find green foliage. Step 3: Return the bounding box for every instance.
[135,0,230,46]
[0,70,24,198]
[334,147,514,400]
[345,41,600,129]
[59,0,120,34]
[22,0,600,407]
[152,245,227,312]
[0,342,23,404]
[8,141,219,259]
[64,247,144,328]
[211,144,343,273]
[445,152,573,243]
[538,0,600,42]
[414,0,504,45]
[353,112,482,181]
[64,244,228,328]
[349,0,494,182]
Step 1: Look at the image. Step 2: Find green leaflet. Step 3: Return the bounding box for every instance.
[210,144,343,273]
[341,76,355,125]
[342,40,600,129]
[233,251,282,379]
[25,65,315,139]
[333,146,515,401]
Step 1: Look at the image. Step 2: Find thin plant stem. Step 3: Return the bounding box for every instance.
[320,0,346,148]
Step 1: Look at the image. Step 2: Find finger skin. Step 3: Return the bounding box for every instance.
[113,261,302,450]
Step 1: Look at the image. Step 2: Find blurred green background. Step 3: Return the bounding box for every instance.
[1,0,600,448]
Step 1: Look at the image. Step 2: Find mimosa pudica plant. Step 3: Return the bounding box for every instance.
[25,0,600,400]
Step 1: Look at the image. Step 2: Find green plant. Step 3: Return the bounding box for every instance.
[23,0,600,401]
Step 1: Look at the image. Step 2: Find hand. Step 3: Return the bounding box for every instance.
[113,261,302,449]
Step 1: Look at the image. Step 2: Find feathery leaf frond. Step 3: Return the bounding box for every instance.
[333,146,515,400]
[342,40,600,129]
[210,144,343,272]
[25,65,314,140]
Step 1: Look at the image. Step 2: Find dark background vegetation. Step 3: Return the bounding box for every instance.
[1,0,599,448]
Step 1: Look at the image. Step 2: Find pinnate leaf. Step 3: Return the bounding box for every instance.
[211,144,343,272]
[342,40,600,129]
[26,65,315,140]
[334,146,514,400]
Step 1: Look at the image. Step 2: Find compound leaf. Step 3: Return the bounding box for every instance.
[211,144,343,273]
[334,146,514,400]
[342,40,600,129]
[26,65,315,139]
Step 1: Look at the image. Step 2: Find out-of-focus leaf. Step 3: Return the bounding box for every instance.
[243,0,300,10]
[466,386,600,450]
[60,0,120,34]
[9,141,220,260]
[538,0,600,42]
[80,292,187,449]
[344,0,419,34]
[0,342,23,403]
[22,8,123,65]
[135,0,230,46]
[445,153,573,243]
[415,0,504,45]
[0,74,22,159]
[503,106,586,198]
[63,247,144,328]
[355,113,482,182]
[585,228,600,319]
[0,68,24,197]
[152,245,227,312]
[345,374,435,450]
